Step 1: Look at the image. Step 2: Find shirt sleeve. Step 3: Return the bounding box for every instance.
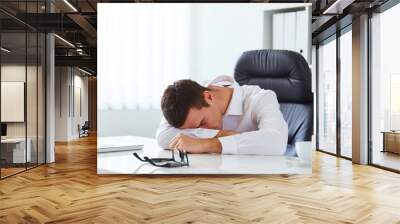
[218,90,288,155]
[155,117,219,149]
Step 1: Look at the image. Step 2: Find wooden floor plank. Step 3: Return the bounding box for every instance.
[0,135,400,223]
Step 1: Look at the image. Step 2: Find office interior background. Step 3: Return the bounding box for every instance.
[0,0,399,176]
[0,0,400,222]
[0,0,97,179]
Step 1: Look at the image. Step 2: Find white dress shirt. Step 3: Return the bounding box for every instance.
[155,75,288,155]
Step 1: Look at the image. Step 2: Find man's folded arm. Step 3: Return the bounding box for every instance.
[218,91,288,155]
[155,118,219,149]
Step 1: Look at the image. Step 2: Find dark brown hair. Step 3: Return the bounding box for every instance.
[161,79,210,128]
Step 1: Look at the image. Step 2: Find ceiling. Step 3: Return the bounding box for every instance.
[0,0,394,75]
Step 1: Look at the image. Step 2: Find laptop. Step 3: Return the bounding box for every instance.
[98,144,143,153]
[98,136,147,153]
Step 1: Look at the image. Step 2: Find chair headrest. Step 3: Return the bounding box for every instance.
[234,50,313,103]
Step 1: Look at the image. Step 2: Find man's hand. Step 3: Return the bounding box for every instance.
[169,134,222,154]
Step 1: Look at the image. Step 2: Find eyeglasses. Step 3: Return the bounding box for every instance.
[133,150,189,168]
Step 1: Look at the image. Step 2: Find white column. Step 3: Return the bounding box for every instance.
[45,0,56,163]
[352,14,369,164]
[46,32,55,163]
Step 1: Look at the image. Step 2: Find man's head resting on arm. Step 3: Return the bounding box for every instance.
[161,79,226,130]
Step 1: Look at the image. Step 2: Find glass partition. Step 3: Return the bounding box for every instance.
[0,1,46,179]
[27,31,38,169]
[1,31,28,177]
[317,37,337,154]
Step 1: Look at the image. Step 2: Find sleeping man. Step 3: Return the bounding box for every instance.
[156,75,288,155]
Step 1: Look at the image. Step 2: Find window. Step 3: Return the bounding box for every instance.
[98,5,191,110]
[339,29,352,158]
[317,37,337,154]
[317,26,353,159]
[370,3,400,171]
[390,75,400,130]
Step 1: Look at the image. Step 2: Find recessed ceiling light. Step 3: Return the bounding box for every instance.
[63,0,78,12]
[54,34,75,48]
[323,0,354,15]
[78,67,93,76]
[1,47,11,53]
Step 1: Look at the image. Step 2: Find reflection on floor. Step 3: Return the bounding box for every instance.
[0,167,25,177]
[0,162,42,178]
[373,150,400,171]
[341,147,352,158]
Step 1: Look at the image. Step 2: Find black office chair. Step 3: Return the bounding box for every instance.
[234,49,313,156]
[79,121,90,138]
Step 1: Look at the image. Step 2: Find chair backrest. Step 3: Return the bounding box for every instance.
[82,121,90,129]
[234,49,313,156]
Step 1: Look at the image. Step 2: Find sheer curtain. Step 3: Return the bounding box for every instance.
[98,4,191,110]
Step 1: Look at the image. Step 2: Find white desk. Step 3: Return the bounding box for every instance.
[97,136,311,175]
[1,138,31,163]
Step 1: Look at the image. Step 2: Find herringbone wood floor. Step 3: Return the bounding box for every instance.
[1,135,400,224]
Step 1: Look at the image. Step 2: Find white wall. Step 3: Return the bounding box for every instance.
[99,109,161,138]
[55,67,89,141]
[55,67,68,141]
[189,3,310,82]
[189,4,263,82]
[1,65,41,138]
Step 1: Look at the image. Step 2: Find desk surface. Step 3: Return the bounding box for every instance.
[381,131,400,134]
[97,136,311,174]
[1,137,29,143]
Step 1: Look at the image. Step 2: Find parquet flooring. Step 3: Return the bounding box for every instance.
[0,167,26,178]
[1,135,400,223]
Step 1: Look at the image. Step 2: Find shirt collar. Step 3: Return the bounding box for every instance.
[205,75,243,116]
[224,82,243,116]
